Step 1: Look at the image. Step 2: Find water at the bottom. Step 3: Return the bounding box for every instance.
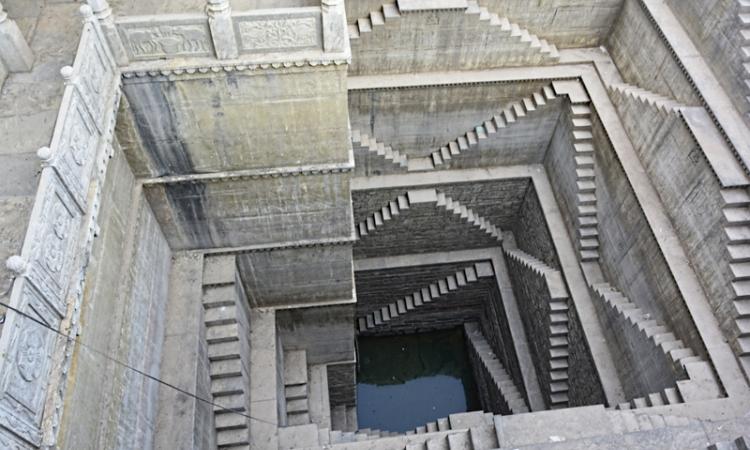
[356,327,480,433]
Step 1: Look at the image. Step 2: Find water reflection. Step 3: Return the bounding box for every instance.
[356,327,480,432]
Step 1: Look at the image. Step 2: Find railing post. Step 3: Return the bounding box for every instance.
[206,0,238,59]
[86,0,129,66]
[0,1,33,71]
[321,0,347,54]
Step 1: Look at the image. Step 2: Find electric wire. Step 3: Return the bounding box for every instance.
[0,294,277,427]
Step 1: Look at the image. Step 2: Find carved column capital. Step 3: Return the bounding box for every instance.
[0,0,33,72]
[205,0,238,59]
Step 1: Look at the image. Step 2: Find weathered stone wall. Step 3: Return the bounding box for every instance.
[606,0,701,105]
[566,303,607,407]
[277,304,356,365]
[154,252,216,450]
[592,112,704,358]
[348,82,553,159]
[665,0,748,120]
[59,142,172,450]
[480,283,524,399]
[353,202,500,258]
[510,183,560,270]
[610,96,738,346]
[238,245,354,308]
[466,331,514,415]
[544,109,578,250]
[352,179,529,231]
[505,253,554,408]
[143,172,353,250]
[327,362,356,407]
[344,0,622,48]
[120,67,350,177]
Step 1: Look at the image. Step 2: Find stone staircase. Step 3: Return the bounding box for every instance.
[502,245,571,409]
[351,129,409,173]
[201,268,252,449]
[464,322,530,414]
[284,349,311,426]
[331,404,358,432]
[357,262,495,332]
[722,188,750,371]
[708,435,750,450]
[348,1,559,61]
[416,85,559,171]
[589,282,722,404]
[609,82,683,114]
[355,189,503,244]
[568,102,600,262]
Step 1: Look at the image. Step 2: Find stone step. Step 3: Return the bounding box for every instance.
[217,427,250,447]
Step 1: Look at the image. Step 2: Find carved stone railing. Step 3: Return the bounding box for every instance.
[98,0,349,70]
[0,5,120,448]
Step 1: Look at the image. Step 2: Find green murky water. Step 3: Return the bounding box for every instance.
[356,327,480,433]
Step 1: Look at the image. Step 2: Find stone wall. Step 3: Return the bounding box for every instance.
[566,303,607,407]
[238,245,354,308]
[606,0,701,106]
[544,108,578,250]
[58,142,173,449]
[352,179,530,231]
[348,82,553,159]
[666,0,748,120]
[120,66,350,177]
[592,112,705,359]
[510,183,560,270]
[277,304,356,365]
[610,94,738,346]
[327,362,356,407]
[143,172,353,250]
[344,0,622,48]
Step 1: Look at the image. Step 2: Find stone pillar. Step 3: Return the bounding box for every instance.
[206,0,238,60]
[321,0,347,54]
[87,0,130,66]
[0,1,33,72]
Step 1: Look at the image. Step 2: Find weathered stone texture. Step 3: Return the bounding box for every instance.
[238,245,354,308]
[121,66,350,177]
[566,303,607,407]
[607,0,701,106]
[348,82,553,159]
[277,304,356,365]
[510,183,560,270]
[144,172,353,250]
[326,362,356,407]
[593,112,705,360]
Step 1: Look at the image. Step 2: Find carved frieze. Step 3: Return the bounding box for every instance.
[21,171,82,318]
[72,22,116,132]
[234,13,321,53]
[117,18,214,60]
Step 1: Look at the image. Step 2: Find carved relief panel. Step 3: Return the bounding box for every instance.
[72,22,117,133]
[117,18,214,60]
[234,11,322,53]
[21,171,82,318]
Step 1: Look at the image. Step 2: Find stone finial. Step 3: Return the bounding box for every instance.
[6,255,27,275]
[79,4,95,21]
[60,65,75,84]
[0,0,34,71]
[205,0,238,60]
[37,146,53,162]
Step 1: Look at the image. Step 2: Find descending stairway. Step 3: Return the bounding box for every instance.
[590,282,721,404]
[415,85,559,171]
[355,189,504,243]
[567,102,600,262]
[351,129,409,173]
[202,269,252,449]
[740,0,750,123]
[502,245,571,409]
[331,404,358,432]
[609,83,683,114]
[357,262,495,332]
[464,322,530,414]
[614,387,683,410]
[284,349,311,426]
[721,188,750,370]
[348,1,559,64]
